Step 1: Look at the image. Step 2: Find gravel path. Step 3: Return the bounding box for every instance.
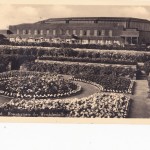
[129,80,150,118]
[60,80,100,100]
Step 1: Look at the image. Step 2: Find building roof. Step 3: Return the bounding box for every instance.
[10,17,150,27]
[37,17,150,23]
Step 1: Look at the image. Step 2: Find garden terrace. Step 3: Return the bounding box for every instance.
[2,45,150,64]
[0,46,150,63]
[37,49,150,64]
[28,60,136,79]
[0,93,131,118]
[38,48,150,64]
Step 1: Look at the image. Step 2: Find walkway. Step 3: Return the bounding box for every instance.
[129,80,150,118]
[61,75,100,99]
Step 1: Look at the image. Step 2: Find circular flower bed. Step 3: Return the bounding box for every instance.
[0,71,82,99]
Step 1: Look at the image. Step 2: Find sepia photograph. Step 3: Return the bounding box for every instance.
[0,4,150,119]
[1,2,150,150]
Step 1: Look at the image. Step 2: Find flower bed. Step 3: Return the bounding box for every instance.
[72,75,135,94]
[0,93,131,118]
[0,71,82,99]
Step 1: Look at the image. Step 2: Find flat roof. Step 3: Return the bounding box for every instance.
[9,17,150,27]
[40,17,150,23]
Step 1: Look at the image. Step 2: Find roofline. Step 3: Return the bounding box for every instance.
[37,17,150,23]
[9,17,150,27]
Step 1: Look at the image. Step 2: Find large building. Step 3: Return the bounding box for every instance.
[6,17,150,45]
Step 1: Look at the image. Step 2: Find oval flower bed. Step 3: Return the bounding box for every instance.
[0,71,82,99]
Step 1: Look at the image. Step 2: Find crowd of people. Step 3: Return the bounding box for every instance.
[0,93,131,118]
[0,71,81,99]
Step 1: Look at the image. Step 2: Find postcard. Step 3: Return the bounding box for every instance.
[0,0,150,124]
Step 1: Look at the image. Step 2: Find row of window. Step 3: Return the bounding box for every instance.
[130,22,150,31]
[17,29,113,37]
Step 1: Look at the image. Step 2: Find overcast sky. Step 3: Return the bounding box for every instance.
[0,5,150,29]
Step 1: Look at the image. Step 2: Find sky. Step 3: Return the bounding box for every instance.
[0,5,150,29]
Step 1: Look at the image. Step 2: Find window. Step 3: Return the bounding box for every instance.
[40,30,43,35]
[73,30,76,35]
[22,30,25,35]
[28,30,31,35]
[101,30,105,36]
[94,30,97,36]
[80,30,83,36]
[60,29,63,35]
[66,30,70,35]
[34,30,37,35]
[53,30,56,36]
[17,29,19,34]
[37,30,40,34]
[45,20,66,24]
[23,30,27,35]
[87,30,90,36]
[46,30,49,35]
[83,30,87,36]
[69,20,94,24]
[97,31,101,36]
[109,30,112,37]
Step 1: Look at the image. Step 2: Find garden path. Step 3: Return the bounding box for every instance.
[129,80,150,118]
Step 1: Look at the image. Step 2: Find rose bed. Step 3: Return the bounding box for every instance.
[0,71,82,99]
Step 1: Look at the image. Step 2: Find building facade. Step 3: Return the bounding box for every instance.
[7,17,150,45]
